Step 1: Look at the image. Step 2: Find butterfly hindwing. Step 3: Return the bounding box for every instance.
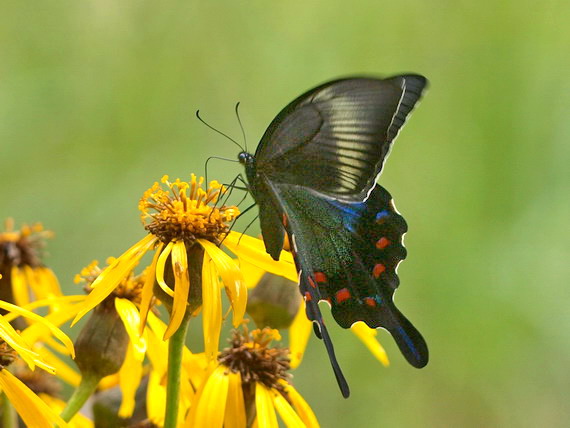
[267,181,429,370]
[255,75,427,201]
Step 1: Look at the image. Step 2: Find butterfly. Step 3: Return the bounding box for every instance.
[237,75,429,397]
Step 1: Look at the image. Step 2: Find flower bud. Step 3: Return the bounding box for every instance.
[247,272,301,330]
[74,301,129,380]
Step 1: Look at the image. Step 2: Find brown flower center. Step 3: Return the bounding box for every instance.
[218,327,291,391]
[139,175,239,246]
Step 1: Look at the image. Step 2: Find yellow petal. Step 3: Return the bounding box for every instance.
[10,266,30,307]
[118,344,143,418]
[115,298,147,355]
[163,241,190,340]
[38,267,63,297]
[20,304,79,357]
[146,311,202,399]
[38,394,93,428]
[199,239,246,327]
[350,322,390,367]
[43,335,72,356]
[237,258,266,289]
[2,295,85,323]
[279,380,320,428]
[0,300,75,358]
[145,313,168,371]
[0,370,69,428]
[224,231,298,283]
[99,373,120,390]
[182,347,209,388]
[24,265,45,300]
[139,242,164,335]
[272,390,306,428]
[155,241,175,297]
[147,369,167,427]
[289,302,313,369]
[36,346,81,387]
[255,383,278,428]
[202,254,222,360]
[224,371,246,428]
[185,365,229,428]
[0,315,42,370]
[71,234,158,326]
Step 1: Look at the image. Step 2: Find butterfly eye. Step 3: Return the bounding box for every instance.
[237,152,251,164]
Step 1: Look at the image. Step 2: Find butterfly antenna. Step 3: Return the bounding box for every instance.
[196,110,245,152]
[204,156,239,185]
[235,102,248,152]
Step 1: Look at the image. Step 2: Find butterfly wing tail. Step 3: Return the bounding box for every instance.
[383,305,429,368]
[312,317,351,398]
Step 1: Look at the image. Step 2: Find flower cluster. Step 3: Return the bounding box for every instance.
[0,174,393,427]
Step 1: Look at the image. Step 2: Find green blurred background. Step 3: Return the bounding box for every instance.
[2,1,569,426]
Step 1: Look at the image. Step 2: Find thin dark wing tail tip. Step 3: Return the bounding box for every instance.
[387,310,429,369]
[314,320,351,398]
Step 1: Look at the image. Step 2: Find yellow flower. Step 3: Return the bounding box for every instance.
[71,261,152,418]
[72,259,209,420]
[185,327,319,428]
[0,340,70,428]
[0,219,63,308]
[70,174,291,361]
[70,175,247,348]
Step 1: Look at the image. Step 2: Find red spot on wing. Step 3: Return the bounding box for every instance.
[307,276,317,288]
[314,272,327,283]
[282,213,288,227]
[335,288,351,304]
[376,237,390,249]
[304,291,312,302]
[373,263,386,278]
[364,297,377,307]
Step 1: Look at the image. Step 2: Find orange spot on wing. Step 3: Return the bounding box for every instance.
[373,263,386,278]
[314,272,327,283]
[376,237,390,249]
[304,291,312,301]
[282,213,288,227]
[364,297,377,307]
[307,276,317,288]
[335,288,351,304]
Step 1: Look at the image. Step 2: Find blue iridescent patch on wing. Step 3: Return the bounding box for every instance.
[397,326,421,361]
[327,200,367,233]
[375,210,390,222]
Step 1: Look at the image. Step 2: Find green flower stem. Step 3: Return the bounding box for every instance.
[60,373,100,422]
[164,312,192,428]
[1,392,17,428]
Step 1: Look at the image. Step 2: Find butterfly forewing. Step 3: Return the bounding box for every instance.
[256,75,427,201]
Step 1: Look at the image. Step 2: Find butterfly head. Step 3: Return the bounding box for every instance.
[237,151,254,166]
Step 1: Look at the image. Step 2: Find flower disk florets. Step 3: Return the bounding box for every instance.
[74,259,146,305]
[0,219,53,269]
[139,175,240,246]
[0,339,17,369]
[218,327,291,391]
